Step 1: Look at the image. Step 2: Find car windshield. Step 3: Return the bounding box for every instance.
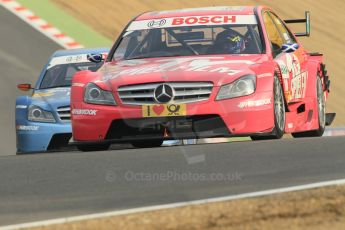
[40,62,103,89]
[113,16,263,61]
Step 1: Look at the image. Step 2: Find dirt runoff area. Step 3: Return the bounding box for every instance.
[31,184,345,230]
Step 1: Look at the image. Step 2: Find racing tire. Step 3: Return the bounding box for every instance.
[76,143,110,152]
[131,139,163,148]
[291,76,326,138]
[251,75,285,141]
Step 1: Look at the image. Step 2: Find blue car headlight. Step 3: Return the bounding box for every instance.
[216,75,256,100]
[28,105,56,123]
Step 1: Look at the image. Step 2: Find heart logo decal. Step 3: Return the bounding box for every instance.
[153,105,164,115]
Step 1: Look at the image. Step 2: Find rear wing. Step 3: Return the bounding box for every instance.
[284,11,310,37]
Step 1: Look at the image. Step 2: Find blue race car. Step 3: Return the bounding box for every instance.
[15,48,108,154]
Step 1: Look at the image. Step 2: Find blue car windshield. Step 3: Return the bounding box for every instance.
[40,62,102,89]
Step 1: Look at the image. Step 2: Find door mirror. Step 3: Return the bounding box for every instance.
[87,53,104,63]
[282,43,299,53]
[17,83,32,91]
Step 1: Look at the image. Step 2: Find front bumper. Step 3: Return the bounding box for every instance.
[72,91,274,143]
[16,121,72,153]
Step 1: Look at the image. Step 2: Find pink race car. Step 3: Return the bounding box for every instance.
[71,6,335,151]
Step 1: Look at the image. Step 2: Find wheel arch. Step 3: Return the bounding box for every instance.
[305,59,324,99]
[274,64,289,112]
[15,96,31,122]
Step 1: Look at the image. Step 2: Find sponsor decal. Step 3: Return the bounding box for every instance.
[47,54,89,69]
[16,125,39,131]
[172,15,236,25]
[291,72,308,99]
[277,54,308,100]
[285,54,308,99]
[72,109,97,116]
[142,104,187,117]
[286,54,307,99]
[238,99,271,108]
[16,105,27,109]
[282,43,299,53]
[126,15,257,31]
[286,54,301,77]
[147,19,166,28]
[103,57,251,81]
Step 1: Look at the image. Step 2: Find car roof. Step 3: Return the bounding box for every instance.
[52,47,109,58]
[136,6,257,20]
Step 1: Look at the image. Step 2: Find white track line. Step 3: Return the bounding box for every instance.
[2,178,345,230]
[323,127,345,136]
[0,0,83,49]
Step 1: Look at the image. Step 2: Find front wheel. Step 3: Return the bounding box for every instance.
[292,76,325,138]
[251,75,285,140]
[131,139,163,148]
[76,143,110,152]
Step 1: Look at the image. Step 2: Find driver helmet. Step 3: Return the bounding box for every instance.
[214,29,246,54]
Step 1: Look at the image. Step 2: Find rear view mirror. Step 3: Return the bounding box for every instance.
[17,83,32,91]
[87,53,104,63]
[282,43,299,53]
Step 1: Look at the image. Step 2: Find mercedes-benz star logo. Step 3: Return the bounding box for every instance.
[154,84,174,103]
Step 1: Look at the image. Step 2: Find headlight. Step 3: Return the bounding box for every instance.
[28,105,56,123]
[216,75,256,100]
[84,83,116,105]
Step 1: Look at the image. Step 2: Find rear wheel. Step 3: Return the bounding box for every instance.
[131,139,163,148]
[76,143,110,152]
[292,76,325,138]
[251,75,285,141]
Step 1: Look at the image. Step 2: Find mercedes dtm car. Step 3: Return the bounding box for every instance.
[71,6,335,151]
[15,48,108,154]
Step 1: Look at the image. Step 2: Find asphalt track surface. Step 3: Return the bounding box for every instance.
[0,6,61,155]
[0,136,345,226]
[1,4,345,227]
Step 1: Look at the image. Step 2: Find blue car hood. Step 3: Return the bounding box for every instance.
[31,87,70,110]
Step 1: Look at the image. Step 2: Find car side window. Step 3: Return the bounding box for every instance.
[270,13,296,44]
[263,12,285,56]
